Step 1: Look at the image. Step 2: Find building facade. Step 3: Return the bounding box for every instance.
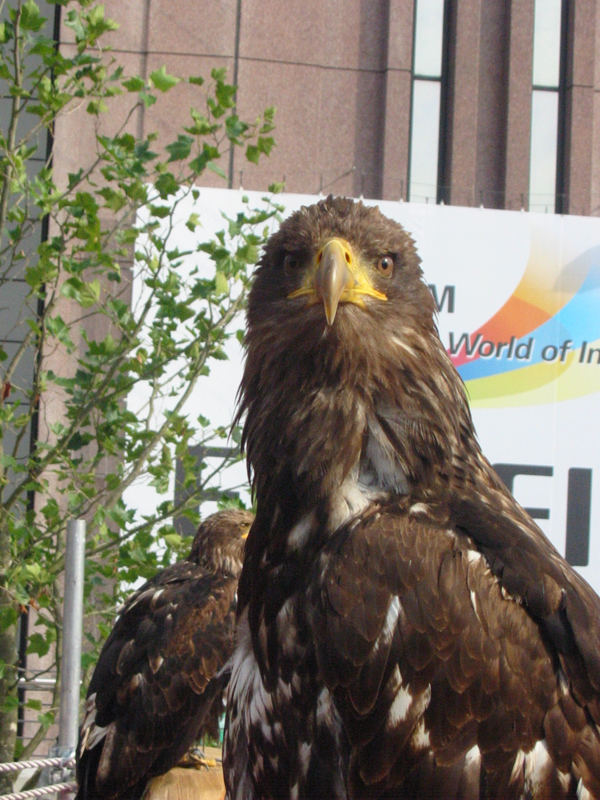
[54,0,600,213]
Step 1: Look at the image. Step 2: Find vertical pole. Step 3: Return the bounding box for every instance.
[58,519,86,752]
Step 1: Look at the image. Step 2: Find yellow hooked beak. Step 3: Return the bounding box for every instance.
[287,237,387,325]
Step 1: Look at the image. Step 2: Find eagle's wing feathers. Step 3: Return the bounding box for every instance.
[310,507,600,798]
[380,391,600,704]
[457,490,600,708]
[80,567,236,798]
[92,564,234,717]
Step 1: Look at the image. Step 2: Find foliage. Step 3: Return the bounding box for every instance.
[0,0,278,765]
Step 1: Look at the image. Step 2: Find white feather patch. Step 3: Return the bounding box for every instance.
[316,687,334,725]
[390,335,418,359]
[465,744,481,768]
[386,681,431,734]
[462,744,481,786]
[226,612,271,799]
[298,741,312,770]
[228,617,270,725]
[387,686,414,727]
[469,589,481,621]
[374,596,400,653]
[411,718,431,749]
[578,778,594,800]
[409,502,430,517]
[329,470,372,530]
[286,513,314,551]
[465,549,483,565]
[522,740,556,794]
[78,693,108,755]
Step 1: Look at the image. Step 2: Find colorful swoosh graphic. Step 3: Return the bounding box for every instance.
[446,223,600,407]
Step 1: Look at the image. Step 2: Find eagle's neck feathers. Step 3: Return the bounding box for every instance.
[241,314,486,524]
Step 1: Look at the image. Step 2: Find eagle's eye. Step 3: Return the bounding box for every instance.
[283,252,302,274]
[376,255,395,277]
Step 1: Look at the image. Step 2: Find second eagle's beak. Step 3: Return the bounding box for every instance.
[287,237,387,326]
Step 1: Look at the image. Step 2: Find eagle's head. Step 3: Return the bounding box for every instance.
[189,509,253,575]
[247,195,435,361]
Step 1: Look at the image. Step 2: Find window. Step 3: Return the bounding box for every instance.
[407,0,448,204]
[529,0,566,213]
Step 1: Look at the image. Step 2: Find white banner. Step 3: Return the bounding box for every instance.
[131,188,600,592]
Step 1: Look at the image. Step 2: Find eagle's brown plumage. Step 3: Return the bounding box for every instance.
[76,509,253,800]
[224,196,600,799]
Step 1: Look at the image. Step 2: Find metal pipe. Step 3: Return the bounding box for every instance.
[57,520,86,752]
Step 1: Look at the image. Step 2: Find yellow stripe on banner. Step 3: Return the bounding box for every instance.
[465,342,600,408]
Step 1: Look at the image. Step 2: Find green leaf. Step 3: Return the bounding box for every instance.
[215,79,236,109]
[3,695,19,712]
[163,532,183,548]
[258,135,274,156]
[260,106,276,133]
[27,633,50,658]
[215,271,228,295]
[98,186,127,212]
[148,203,171,219]
[123,76,145,92]
[68,169,84,190]
[20,0,45,31]
[246,144,259,164]
[139,90,157,108]
[0,607,18,632]
[150,66,180,92]
[237,242,259,263]
[86,5,119,40]
[225,114,249,142]
[155,172,179,199]
[87,99,108,115]
[63,9,85,40]
[81,280,101,307]
[189,144,220,175]
[208,161,226,180]
[185,212,200,232]
[185,109,218,136]
[37,711,55,728]
[60,277,101,308]
[46,315,75,350]
[166,134,193,162]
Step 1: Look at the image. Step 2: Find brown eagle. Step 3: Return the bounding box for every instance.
[224,196,600,799]
[76,508,253,800]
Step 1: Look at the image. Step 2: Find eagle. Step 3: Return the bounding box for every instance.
[224,196,600,799]
[76,508,253,800]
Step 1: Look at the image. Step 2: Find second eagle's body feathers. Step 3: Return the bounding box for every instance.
[76,509,253,800]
